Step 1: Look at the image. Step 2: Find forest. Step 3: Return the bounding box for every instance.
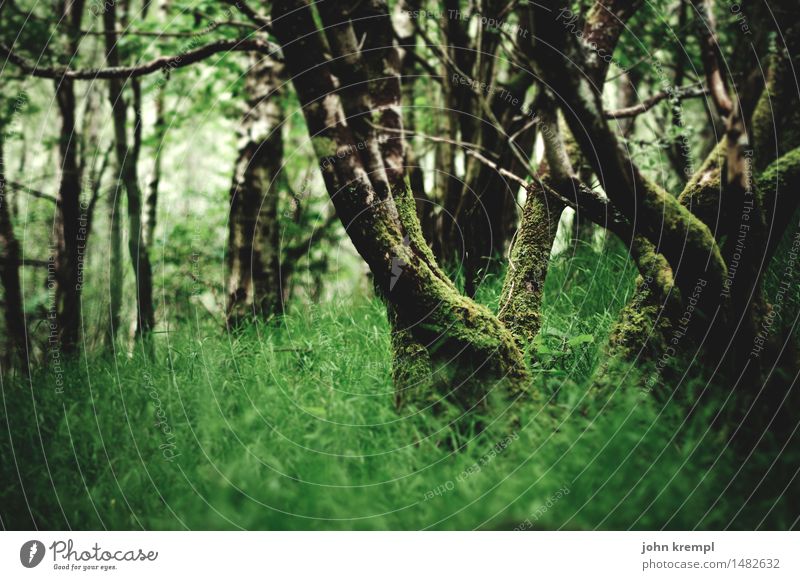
[0,0,798,530]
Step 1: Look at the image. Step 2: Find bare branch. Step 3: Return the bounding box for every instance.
[0,38,282,80]
[5,181,58,204]
[690,0,733,116]
[0,257,51,268]
[220,0,273,31]
[77,20,261,38]
[464,148,632,240]
[605,84,708,119]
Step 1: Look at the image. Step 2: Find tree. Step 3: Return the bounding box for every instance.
[0,135,28,371]
[226,54,285,323]
[271,0,527,410]
[103,0,156,340]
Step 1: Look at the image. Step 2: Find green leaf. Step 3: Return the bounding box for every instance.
[567,334,594,348]
[303,406,328,418]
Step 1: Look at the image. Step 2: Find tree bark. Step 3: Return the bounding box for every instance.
[103,3,155,339]
[226,54,285,323]
[272,0,528,410]
[143,81,165,248]
[499,183,564,350]
[106,175,123,345]
[0,137,29,371]
[52,0,86,354]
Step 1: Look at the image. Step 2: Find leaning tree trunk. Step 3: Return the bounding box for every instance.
[0,137,28,371]
[104,3,155,339]
[272,0,527,412]
[226,54,284,324]
[499,184,564,352]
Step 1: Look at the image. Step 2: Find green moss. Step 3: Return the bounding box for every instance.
[390,312,432,409]
[608,280,674,362]
[628,236,676,302]
[640,174,727,293]
[678,139,725,220]
[757,146,800,192]
[498,185,564,352]
[752,50,800,171]
[393,183,457,291]
[387,184,529,410]
[608,236,679,362]
[311,135,338,160]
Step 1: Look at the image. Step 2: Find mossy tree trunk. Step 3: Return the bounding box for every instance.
[272,0,528,411]
[499,184,564,351]
[521,0,800,424]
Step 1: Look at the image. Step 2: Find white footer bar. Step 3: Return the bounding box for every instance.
[1,532,796,578]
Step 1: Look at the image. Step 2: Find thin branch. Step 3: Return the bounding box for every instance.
[690,0,733,116]
[0,257,50,268]
[415,22,535,174]
[464,148,632,240]
[220,0,273,32]
[394,39,442,82]
[5,181,58,204]
[605,84,708,119]
[77,20,261,38]
[0,37,282,80]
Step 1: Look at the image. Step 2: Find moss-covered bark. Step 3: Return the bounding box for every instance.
[273,0,528,413]
[751,13,800,173]
[498,183,564,351]
[677,139,726,230]
[608,237,678,360]
[389,185,529,409]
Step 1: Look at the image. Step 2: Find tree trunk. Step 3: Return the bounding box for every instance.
[499,184,564,351]
[141,0,165,249]
[143,81,165,248]
[106,176,123,345]
[48,0,87,354]
[0,137,28,371]
[226,54,284,323]
[53,73,84,354]
[272,0,528,411]
[103,3,155,339]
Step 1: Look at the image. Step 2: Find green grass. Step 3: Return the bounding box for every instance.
[2,240,798,530]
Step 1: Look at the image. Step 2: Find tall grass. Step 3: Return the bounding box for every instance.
[1,240,797,530]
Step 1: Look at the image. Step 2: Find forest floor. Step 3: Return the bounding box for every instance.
[2,241,797,530]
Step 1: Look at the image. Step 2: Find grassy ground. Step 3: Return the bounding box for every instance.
[2,240,798,530]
